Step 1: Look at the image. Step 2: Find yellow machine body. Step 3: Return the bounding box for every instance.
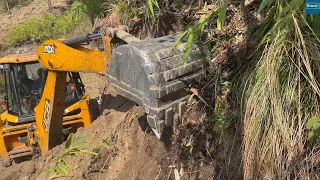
[0,35,111,161]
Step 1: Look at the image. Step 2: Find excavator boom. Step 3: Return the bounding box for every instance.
[0,26,211,162]
[37,35,111,74]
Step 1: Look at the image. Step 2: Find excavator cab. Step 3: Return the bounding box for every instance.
[1,62,85,123]
[0,54,91,161]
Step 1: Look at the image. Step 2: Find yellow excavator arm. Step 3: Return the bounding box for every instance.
[33,27,136,155]
[0,26,211,162]
[36,26,137,73]
[33,31,116,155]
[37,35,111,74]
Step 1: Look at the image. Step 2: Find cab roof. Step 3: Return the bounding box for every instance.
[0,53,38,64]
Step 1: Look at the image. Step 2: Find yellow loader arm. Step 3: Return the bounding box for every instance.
[33,31,114,155]
[37,35,111,74]
[33,27,136,155]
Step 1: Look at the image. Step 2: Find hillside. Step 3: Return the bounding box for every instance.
[1,1,319,180]
[0,0,72,46]
[0,1,218,179]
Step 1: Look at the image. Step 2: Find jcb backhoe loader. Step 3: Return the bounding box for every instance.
[0,27,210,162]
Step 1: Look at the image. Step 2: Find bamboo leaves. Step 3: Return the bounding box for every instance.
[217,2,228,30]
[170,2,228,65]
[146,0,159,18]
[258,0,273,13]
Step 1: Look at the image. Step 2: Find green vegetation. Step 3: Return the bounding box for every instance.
[6,2,87,46]
[170,1,228,63]
[5,0,154,47]
[108,0,140,23]
[78,0,105,23]
[172,0,320,179]
[49,134,98,179]
[306,115,320,142]
[145,0,159,18]
[241,2,320,178]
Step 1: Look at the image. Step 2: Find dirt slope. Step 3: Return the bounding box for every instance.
[0,0,69,45]
[0,71,214,180]
[0,71,169,180]
[0,81,168,180]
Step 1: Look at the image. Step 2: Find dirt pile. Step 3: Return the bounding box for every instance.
[0,71,169,180]
[0,71,216,180]
[0,88,168,180]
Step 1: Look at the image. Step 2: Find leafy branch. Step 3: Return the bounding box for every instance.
[145,0,159,18]
[307,115,320,143]
[170,1,228,65]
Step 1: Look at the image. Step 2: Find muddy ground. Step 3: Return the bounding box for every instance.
[0,72,214,180]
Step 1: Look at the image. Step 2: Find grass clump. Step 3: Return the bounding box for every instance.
[240,1,320,179]
[172,0,320,179]
[104,0,141,25]
[6,2,87,47]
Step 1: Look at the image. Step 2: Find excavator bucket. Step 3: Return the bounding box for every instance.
[106,34,211,138]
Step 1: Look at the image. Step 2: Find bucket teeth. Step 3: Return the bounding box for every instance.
[147,116,164,139]
[165,108,173,127]
[146,100,186,139]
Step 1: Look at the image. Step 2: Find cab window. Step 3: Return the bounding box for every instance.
[2,62,85,121]
[3,66,19,115]
[13,63,43,118]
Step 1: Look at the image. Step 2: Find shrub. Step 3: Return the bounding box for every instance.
[108,0,141,23]
[5,1,86,47]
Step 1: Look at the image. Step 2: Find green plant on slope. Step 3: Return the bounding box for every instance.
[170,1,228,65]
[49,134,98,180]
[6,1,87,47]
[78,0,106,25]
[6,14,57,46]
[145,0,159,18]
[241,0,320,179]
[79,0,105,17]
[306,115,320,142]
